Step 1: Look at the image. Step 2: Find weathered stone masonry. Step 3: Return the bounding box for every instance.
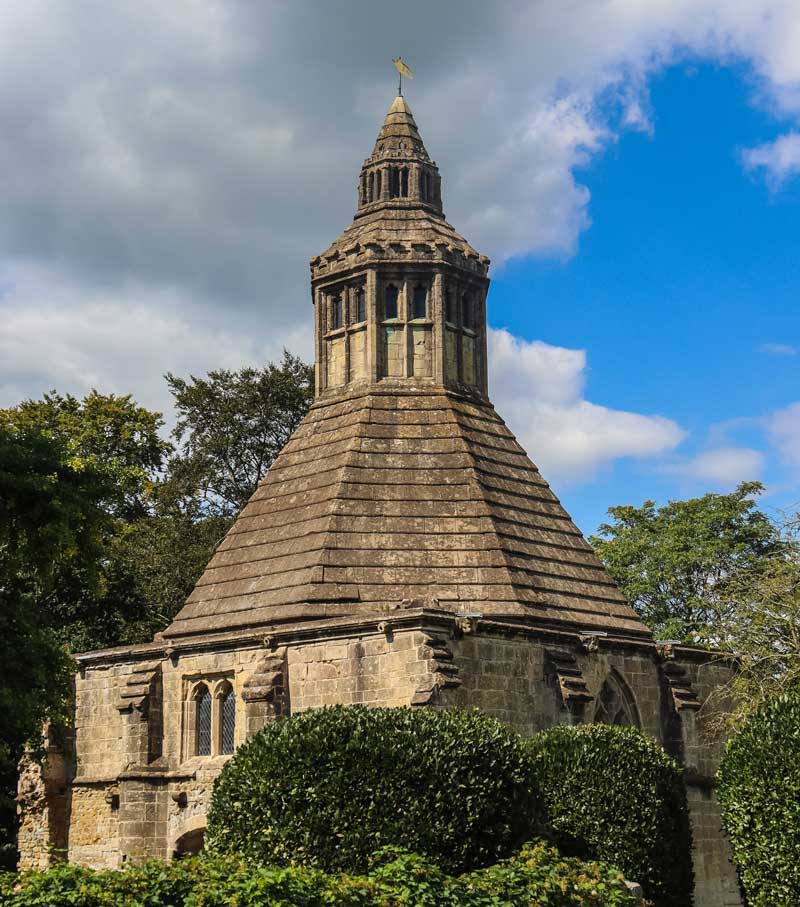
[19,94,742,907]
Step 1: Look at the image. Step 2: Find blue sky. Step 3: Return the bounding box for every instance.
[490,61,800,532]
[0,3,799,537]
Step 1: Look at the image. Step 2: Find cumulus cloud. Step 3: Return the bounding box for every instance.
[0,260,312,417]
[767,402,800,470]
[664,447,765,485]
[742,133,800,188]
[2,0,800,479]
[488,328,684,482]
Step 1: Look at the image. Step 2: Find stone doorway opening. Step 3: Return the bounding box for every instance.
[173,825,205,858]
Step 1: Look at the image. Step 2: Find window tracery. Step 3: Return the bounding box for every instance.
[593,671,640,728]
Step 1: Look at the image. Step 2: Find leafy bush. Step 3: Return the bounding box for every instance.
[0,858,197,907]
[717,688,800,906]
[206,705,541,873]
[2,842,641,907]
[527,724,692,907]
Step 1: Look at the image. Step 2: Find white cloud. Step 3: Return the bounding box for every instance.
[759,342,798,356]
[665,447,765,484]
[488,328,684,482]
[0,0,799,480]
[767,402,800,470]
[0,260,312,418]
[742,133,800,188]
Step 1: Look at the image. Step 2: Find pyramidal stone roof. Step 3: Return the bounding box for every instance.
[164,95,651,643]
[165,389,648,640]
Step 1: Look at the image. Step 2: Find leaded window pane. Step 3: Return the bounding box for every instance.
[197,689,212,756]
[221,690,236,755]
[385,285,398,319]
[412,285,427,320]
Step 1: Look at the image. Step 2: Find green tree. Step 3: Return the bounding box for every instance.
[0,424,106,867]
[589,482,780,642]
[711,513,800,722]
[1,391,173,653]
[165,351,314,519]
[2,390,170,519]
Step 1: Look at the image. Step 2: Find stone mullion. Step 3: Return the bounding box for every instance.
[343,285,352,382]
[367,270,379,382]
[477,285,489,396]
[411,164,421,201]
[401,277,411,378]
[454,278,464,383]
[315,288,327,396]
[210,691,222,757]
[432,270,445,384]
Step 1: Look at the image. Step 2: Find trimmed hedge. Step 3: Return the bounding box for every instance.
[206,705,540,874]
[0,841,641,907]
[717,688,800,906]
[527,724,692,907]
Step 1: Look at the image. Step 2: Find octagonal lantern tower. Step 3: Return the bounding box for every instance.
[311,96,490,399]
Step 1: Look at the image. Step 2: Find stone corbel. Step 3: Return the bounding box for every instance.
[242,649,288,736]
[545,650,594,716]
[411,634,461,706]
[660,661,702,712]
[117,661,161,715]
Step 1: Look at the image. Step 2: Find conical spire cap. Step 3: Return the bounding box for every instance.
[368,95,430,162]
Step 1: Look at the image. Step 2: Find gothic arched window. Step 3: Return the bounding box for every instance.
[220,687,236,755]
[594,672,640,728]
[356,286,366,323]
[412,284,427,320]
[384,284,399,320]
[195,686,212,756]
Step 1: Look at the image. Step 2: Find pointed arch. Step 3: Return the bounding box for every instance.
[593,669,640,728]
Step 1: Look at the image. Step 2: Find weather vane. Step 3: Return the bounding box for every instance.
[393,57,414,96]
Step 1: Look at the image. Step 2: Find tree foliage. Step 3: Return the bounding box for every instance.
[527,724,693,907]
[0,355,313,863]
[709,513,800,721]
[590,481,780,642]
[207,705,541,874]
[1,390,170,519]
[717,687,800,906]
[0,423,104,867]
[165,351,313,519]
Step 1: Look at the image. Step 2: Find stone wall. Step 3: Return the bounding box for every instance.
[19,619,741,906]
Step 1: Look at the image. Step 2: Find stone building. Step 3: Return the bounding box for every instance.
[19,94,741,907]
